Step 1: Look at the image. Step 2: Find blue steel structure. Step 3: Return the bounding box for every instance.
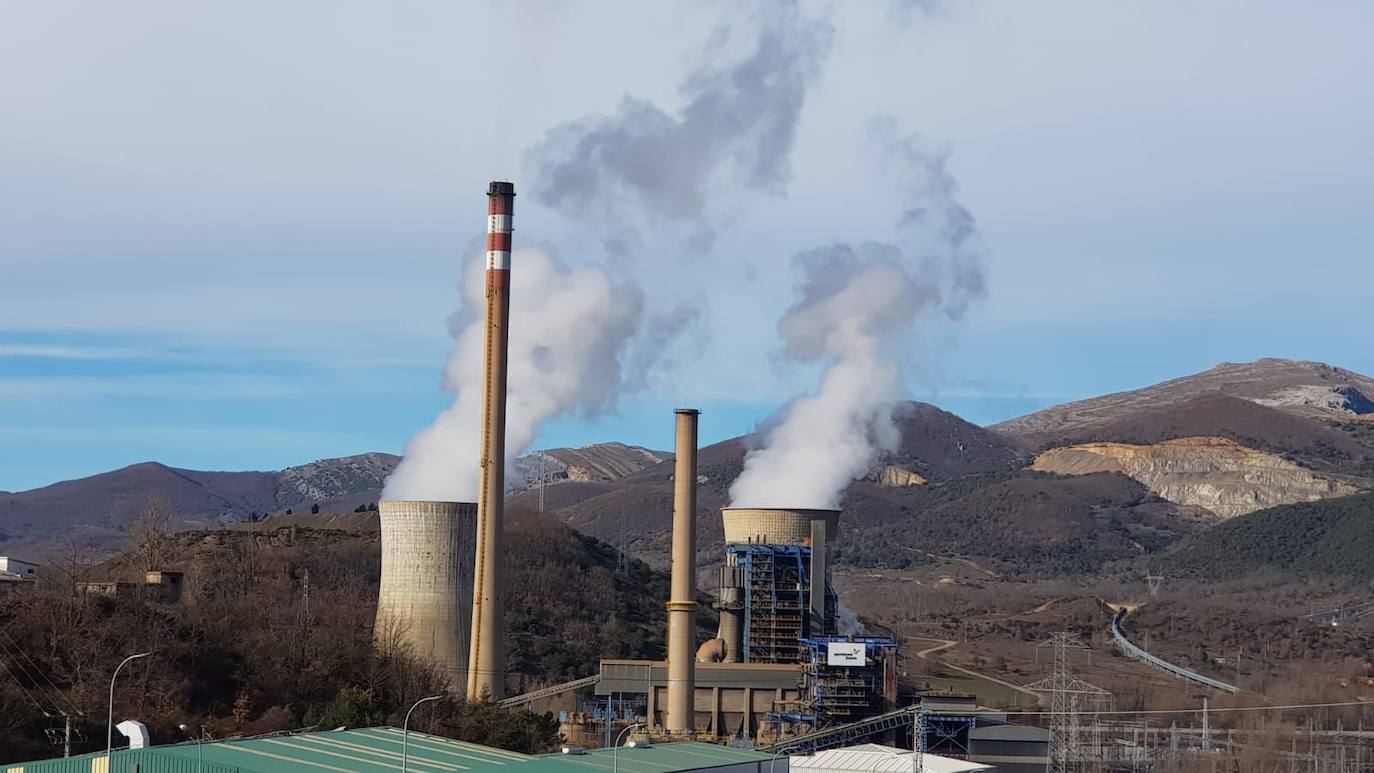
[768,636,898,737]
[728,544,837,664]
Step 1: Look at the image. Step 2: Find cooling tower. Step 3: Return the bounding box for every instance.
[469,181,515,701]
[375,500,477,691]
[665,408,700,735]
[719,507,840,546]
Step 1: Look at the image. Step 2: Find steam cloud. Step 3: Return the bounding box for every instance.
[526,0,832,252]
[383,248,642,502]
[728,119,987,509]
[386,4,836,503]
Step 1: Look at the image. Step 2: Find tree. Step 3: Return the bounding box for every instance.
[127,492,175,572]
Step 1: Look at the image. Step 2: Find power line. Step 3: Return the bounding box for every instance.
[0,629,83,717]
[0,648,55,717]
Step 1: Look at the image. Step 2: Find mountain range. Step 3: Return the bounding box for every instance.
[4,358,1373,577]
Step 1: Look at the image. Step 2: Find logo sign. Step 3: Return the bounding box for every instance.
[827,642,866,667]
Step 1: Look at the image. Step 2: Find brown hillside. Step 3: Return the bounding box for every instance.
[1011,392,1374,477]
[994,359,1374,441]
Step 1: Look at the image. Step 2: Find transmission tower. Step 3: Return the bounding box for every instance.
[911,705,927,773]
[615,507,631,578]
[537,455,547,514]
[1024,632,1112,773]
[1144,571,1164,599]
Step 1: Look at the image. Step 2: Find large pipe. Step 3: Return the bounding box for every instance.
[468,181,515,701]
[717,561,743,663]
[665,408,700,735]
[375,500,477,691]
[809,516,828,634]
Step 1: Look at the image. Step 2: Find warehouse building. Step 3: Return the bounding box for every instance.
[6,728,783,773]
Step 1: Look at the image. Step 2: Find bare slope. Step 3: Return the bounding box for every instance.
[995,358,1374,441]
[543,402,1027,561]
[1032,437,1361,518]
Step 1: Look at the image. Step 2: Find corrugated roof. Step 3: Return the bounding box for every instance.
[523,742,774,773]
[788,744,990,773]
[9,733,775,773]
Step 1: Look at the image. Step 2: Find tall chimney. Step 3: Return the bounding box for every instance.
[468,181,515,701]
[665,408,700,735]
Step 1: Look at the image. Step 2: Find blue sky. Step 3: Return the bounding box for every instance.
[2,1,1372,491]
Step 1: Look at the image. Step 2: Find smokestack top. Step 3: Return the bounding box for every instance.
[674,408,700,415]
[488,181,516,197]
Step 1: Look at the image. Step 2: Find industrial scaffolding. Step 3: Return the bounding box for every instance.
[730,544,816,664]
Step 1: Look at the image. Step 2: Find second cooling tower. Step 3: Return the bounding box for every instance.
[375,500,477,691]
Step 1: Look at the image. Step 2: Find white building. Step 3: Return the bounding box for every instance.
[0,556,39,597]
[790,744,991,773]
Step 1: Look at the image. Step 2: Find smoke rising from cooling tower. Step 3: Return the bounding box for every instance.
[526,0,832,254]
[383,248,642,502]
[729,118,987,509]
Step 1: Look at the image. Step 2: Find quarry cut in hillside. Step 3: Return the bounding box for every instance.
[1032,436,1361,519]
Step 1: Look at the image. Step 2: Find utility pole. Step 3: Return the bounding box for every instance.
[1202,696,1211,752]
[63,713,73,758]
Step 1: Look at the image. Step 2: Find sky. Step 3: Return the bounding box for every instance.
[2,0,1372,492]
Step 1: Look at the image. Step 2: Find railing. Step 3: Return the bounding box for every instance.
[1111,608,1239,695]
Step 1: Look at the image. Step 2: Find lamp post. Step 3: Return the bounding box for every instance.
[613,721,645,773]
[403,694,445,773]
[771,746,795,773]
[178,724,203,773]
[107,651,151,769]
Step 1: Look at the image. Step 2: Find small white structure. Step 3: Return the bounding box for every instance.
[0,556,39,597]
[116,719,150,749]
[791,743,991,773]
[0,557,39,578]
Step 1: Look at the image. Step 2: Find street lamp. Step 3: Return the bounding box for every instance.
[107,651,151,768]
[178,724,204,773]
[771,746,795,773]
[403,694,445,773]
[612,721,645,773]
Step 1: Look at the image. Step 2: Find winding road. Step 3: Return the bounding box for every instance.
[909,635,1045,700]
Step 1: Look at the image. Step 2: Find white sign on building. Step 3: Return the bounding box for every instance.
[826,641,866,666]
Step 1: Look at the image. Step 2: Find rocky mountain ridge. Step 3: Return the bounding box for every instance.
[994,358,1374,442]
[0,442,666,558]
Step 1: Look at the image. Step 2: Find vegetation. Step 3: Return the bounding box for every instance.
[1167,492,1374,580]
[0,507,676,763]
[835,471,1202,576]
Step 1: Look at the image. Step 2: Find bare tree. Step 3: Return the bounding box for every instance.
[126,492,175,573]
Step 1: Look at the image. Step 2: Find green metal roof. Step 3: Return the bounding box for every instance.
[9,728,532,773]
[525,742,775,773]
[9,733,775,773]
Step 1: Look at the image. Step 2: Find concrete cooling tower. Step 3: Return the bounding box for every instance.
[719,507,839,546]
[375,500,477,691]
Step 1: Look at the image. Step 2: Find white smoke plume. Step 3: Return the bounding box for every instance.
[728,118,987,509]
[383,248,642,502]
[526,0,832,253]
